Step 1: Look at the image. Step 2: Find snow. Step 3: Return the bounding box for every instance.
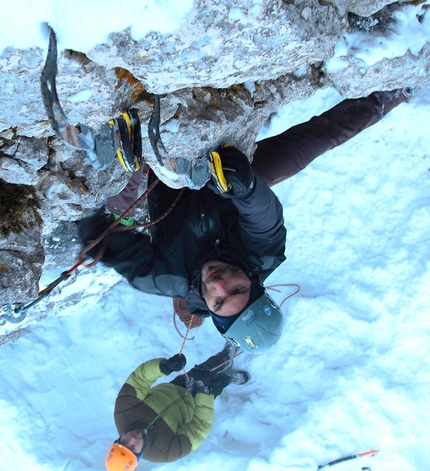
[69,89,93,103]
[0,0,194,54]
[326,2,430,70]
[1,2,430,471]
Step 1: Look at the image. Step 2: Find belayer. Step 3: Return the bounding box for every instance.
[105,344,249,469]
[77,88,411,353]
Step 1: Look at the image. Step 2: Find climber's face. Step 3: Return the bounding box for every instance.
[201,260,251,317]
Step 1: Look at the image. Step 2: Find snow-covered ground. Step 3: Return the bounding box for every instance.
[1,2,430,471]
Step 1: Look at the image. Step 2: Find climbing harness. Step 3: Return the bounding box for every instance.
[0,258,86,326]
[78,179,186,265]
[317,449,379,470]
[111,186,186,233]
[78,177,160,260]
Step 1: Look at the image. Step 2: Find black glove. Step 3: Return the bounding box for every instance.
[189,367,212,395]
[159,354,187,375]
[208,145,255,199]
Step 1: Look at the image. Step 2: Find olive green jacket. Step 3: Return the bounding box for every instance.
[114,358,214,463]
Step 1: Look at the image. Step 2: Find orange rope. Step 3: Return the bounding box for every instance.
[78,179,185,268]
[266,283,300,307]
[209,351,243,372]
[173,310,196,340]
[63,257,86,276]
[178,326,191,356]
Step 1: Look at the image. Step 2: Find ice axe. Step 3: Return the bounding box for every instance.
[40,27,82,149]
[317,449,379,470]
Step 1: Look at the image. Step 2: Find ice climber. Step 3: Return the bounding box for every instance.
[77,89,411,354]
[105,345,250,468]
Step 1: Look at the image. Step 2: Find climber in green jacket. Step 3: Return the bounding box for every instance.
[105,344,250,470]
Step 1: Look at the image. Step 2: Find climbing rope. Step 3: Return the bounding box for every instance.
[178,326,191,356]
[172,298,204,341]
[79,178,186,265]
[266,283,300,307]
[115,187,186,232]
[209,350,243,373]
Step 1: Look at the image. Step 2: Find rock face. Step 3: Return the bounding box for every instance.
[0,0,429,329]
[0,180,44,305]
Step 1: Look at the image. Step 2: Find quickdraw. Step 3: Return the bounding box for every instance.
[1,258,86,326]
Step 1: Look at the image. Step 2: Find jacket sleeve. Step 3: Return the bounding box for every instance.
[232,173,287,278]
[78,211,156,282]
[176,392,215,450]
[124,358,166,401]
[114,359,167,434]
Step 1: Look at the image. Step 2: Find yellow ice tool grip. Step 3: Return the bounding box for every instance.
[208,151,232,193]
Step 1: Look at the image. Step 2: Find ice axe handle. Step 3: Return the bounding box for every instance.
[317,450,379,470]
[208,151,232,193]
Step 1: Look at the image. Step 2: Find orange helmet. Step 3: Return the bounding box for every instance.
[105,443,138,471]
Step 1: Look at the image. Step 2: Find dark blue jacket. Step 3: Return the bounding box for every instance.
[78,172,286,317]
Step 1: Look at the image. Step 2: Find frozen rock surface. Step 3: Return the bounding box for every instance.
[0,0,429,319]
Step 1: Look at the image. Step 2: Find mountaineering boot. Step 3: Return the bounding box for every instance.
[224,370,251,385]
[108,109,142,172]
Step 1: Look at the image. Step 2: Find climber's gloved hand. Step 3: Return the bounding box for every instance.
[209,373,230,398]
[208,145,255,199]
[190,366,211,384]
[189,366,212,395]
[159,354,187,375]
